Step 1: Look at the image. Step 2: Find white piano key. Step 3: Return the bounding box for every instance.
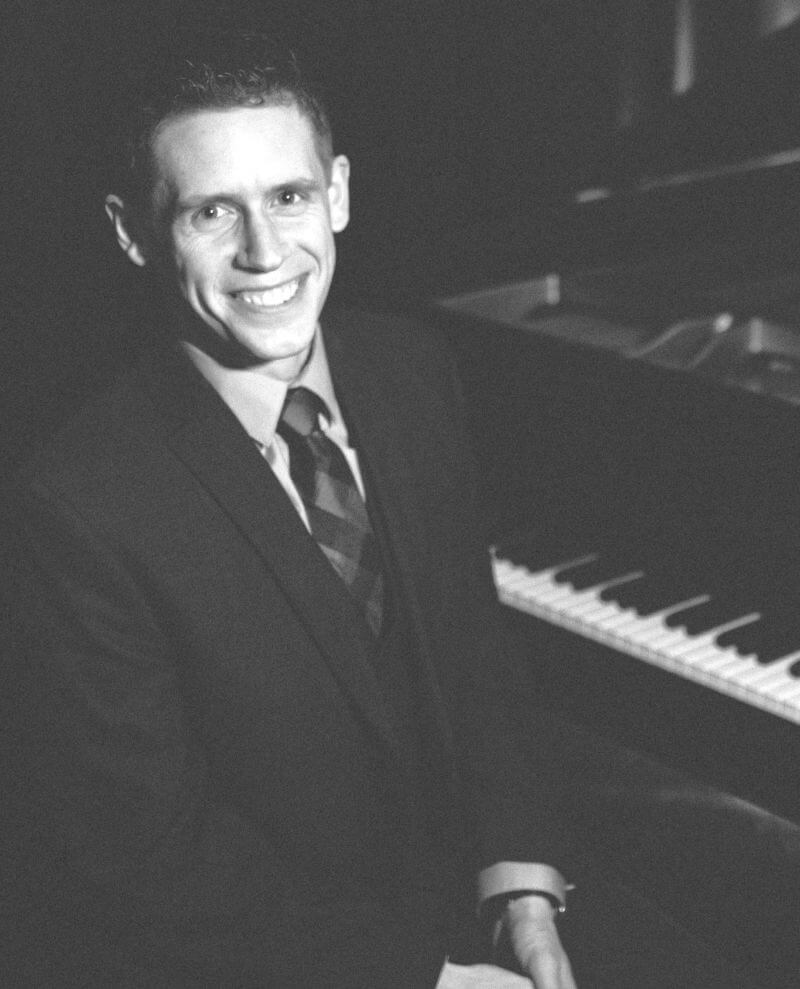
[698,652,760,683]
[546,582,623,612]
[555,572,645,616]
[777,692,800,714]
[496,559,553,581]
[764,676,800,701]
[502,571,563,597]
[634,626,692,650]
[736,665,797,696]
[691,652,758,688]
[594,608,642,631]
[501,578,555,602]
[734,650,800,687]
[570,602,626,623]
[497,567,554,592]
[517,582,577,606]
[676,643,745,670]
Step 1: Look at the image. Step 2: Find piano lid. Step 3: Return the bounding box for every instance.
[438,255,800,407]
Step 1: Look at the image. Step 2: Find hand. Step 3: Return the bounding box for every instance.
[501,894,577,989]
[436,961,538,988]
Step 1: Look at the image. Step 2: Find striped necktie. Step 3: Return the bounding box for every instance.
[277,386,385,636]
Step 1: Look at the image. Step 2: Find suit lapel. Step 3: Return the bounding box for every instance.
[323,312,457,767]
[135,342,406,763]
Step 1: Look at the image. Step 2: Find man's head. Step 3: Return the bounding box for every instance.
[110,30,336,209]
[105,31,349,379]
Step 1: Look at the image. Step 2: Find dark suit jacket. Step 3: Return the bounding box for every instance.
[1,309,570,987]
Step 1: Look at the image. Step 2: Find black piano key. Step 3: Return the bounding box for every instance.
[553,557,601,586]
[603,573,706,615]
[712,561,800,656]
[497,529,601,572]
[757,642,800,665]
[596,572,648,601]
[600,576,651,608]
[499,540,572,570]
[663,597,750,634]
[746,615,800,663]
[716,619,800,663]
[751,636,800,665]
[715,621,763,656]
[553,555,637,589]
[500,526,644,583]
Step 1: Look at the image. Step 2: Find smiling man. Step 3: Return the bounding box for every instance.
[2,26,758,989]
[3,30,577,989]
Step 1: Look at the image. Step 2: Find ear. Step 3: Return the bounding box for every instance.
[104,195,149,267]
[327,155,350,233]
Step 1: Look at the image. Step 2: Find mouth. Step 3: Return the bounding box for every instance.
[235,277,301,309]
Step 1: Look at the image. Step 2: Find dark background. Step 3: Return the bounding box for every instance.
[5,0,800,461]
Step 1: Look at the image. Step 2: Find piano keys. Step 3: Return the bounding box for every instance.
[492,533,800,726]
[487,513,800,824]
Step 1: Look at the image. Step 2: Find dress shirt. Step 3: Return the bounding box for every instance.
[181,326,569,922]
[182,330,364,531]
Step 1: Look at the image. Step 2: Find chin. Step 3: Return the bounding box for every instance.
[240,324,316,364]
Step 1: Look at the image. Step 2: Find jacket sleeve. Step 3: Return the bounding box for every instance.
[411,326,582,880]
[0,480,445,988]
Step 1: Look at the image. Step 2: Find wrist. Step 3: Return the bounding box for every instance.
[481,889,567,971]
[506,891,561,923]
[480,888,566,932]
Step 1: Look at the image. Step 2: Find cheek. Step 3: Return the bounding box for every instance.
[310,228,337,269]
[172,246,222,295]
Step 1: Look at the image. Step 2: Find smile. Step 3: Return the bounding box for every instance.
[237,278,301,308]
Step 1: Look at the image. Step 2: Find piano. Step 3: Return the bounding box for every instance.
[434,253,800,819]
[431,253,800,983]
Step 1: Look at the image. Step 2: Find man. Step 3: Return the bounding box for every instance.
[1,29,758,989]
[2,30,577,989]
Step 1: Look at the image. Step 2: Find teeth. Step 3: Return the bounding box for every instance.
[240,279,299,307]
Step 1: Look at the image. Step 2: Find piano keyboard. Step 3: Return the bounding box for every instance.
[492,547,800,725]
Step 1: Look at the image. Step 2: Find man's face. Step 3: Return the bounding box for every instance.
[109,103,349,376]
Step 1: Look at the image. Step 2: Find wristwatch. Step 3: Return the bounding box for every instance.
[480,887,566,931]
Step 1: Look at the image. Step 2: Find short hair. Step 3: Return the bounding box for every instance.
[109,29,334,205]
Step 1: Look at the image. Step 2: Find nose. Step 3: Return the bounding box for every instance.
[235,212,289,271]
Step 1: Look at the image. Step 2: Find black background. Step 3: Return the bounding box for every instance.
[5,0,800,461]
[2,1,613,449]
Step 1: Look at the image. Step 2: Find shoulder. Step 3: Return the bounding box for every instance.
[322,305,474,475]
[325,304,446,346]
[323,305,459,388]
[8,356,175,519]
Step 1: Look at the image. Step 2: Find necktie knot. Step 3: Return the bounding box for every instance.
[279,386,325,439]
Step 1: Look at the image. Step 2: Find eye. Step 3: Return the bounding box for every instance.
[191,203,236,231]
[273,188,307,212]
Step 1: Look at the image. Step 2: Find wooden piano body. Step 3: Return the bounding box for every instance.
[432,253,800,985]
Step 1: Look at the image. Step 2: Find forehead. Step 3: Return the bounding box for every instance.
[150,104,328,198]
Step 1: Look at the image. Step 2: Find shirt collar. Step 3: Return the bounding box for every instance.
[181,326,342,448]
